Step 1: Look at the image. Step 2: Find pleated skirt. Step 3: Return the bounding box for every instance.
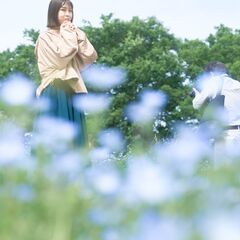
[40,79,87,146]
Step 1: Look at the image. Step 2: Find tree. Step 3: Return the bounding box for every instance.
[207,25,240,79]
[85,15,189,140]
[0,29,40,83]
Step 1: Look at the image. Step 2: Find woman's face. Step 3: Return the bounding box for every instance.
[58,2,73,25]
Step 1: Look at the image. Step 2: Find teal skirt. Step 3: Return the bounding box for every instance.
[40,80,87,146]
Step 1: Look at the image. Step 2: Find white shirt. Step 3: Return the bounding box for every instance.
[192,74,240,126]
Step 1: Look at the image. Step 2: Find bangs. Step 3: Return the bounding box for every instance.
[47,0,74,28]
[62,0,73,9]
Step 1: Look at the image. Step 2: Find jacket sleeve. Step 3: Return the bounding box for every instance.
[35,28,79,72]
[192,89,209,109]
[76,28,98,68]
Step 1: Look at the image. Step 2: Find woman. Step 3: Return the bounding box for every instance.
[35,0,97,146]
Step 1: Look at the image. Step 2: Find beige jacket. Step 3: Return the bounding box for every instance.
[35,24,97,96]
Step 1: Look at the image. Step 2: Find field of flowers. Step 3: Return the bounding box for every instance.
[0,67,240,240]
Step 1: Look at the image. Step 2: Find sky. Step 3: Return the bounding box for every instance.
[1,0,240,52]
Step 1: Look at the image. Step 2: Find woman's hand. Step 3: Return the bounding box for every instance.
[36,88,41,98]
[61,21,76,31]
[193,88,200,96]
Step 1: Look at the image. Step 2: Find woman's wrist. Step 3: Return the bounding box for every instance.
[76,28,86,42]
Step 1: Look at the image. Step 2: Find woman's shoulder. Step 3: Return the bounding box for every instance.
[38,28,59,40]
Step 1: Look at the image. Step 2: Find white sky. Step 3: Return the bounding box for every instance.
[1,0,240,52]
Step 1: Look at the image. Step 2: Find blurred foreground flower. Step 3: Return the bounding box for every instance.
[11,184,34,203]
[45,151,83,182]
[89,147,111,163]
[0,124,26,165]
[203,213,240,240]
[86,165,121,195]
[124,156,178,204]
[125,89,167,124]
[97,128,125,153]
[82,64,126,90]
[133,212,186,240]
[0,73,35,106]
[154,126,212,175]
[73,93,111,113]
[32,116,76,149]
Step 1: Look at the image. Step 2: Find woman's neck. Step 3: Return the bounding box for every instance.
[49,26,60,30]
[48,27,60,33]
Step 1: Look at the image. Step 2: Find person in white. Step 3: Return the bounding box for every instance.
[192,61,240,144]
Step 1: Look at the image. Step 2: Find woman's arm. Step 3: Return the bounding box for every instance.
[76,28,98,68]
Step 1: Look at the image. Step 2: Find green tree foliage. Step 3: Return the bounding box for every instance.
[178,39,210,79]
[85,15,188,140]
[178,24,240,80]
[1,16,240,141]
[0,29,40,83]
[0,49,14,77]
[207,25,240,79]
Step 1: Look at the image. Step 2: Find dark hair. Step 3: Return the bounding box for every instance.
[204,61,228,74]
[47,0,74,28]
